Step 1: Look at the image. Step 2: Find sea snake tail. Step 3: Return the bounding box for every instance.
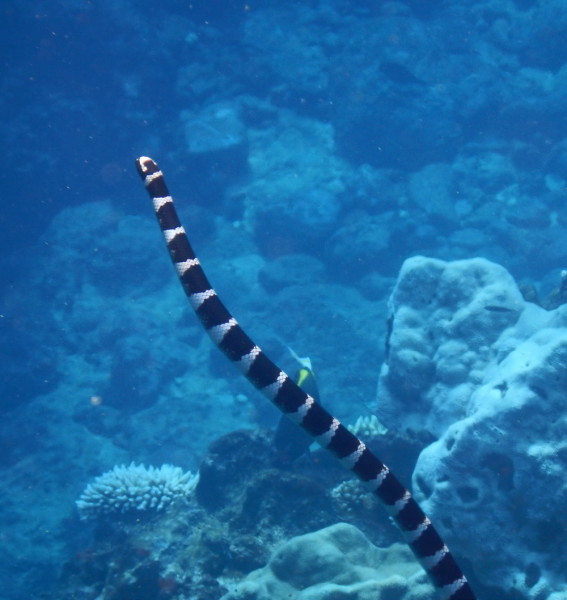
[135,156,477,600]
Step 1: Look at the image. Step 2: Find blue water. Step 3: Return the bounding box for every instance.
[1,1,566,599]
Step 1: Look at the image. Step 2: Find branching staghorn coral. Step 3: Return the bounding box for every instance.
[76,462,199,520]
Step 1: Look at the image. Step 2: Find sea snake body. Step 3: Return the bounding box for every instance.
[135,156,477,600]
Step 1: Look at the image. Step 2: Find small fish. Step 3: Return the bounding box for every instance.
[287,346,313,371]
[380,61,424,85]
[273,350,320,464]
[483,305,518,313]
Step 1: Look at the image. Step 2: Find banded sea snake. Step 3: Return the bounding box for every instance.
[135,156,477,600]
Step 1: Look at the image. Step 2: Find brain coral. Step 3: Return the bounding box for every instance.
[76,462,199,520]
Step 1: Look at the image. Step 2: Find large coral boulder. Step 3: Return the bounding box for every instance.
[220,523,433,600]
[377,256,567,598]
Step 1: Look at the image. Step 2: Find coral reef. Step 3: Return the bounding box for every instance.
[5,2,567,599]
[59,430,410,600]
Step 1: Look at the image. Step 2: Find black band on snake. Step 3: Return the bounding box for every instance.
[135,156,477,600]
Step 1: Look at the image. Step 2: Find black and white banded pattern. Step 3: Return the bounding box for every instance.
[135,156,477,600]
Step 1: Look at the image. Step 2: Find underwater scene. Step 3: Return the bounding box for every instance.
[1,1,567,599]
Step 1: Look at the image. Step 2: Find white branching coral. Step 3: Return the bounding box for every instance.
[76,462,199,520]
[349,415,387,439]
[330,479,379,518]
[330,480,365,517]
